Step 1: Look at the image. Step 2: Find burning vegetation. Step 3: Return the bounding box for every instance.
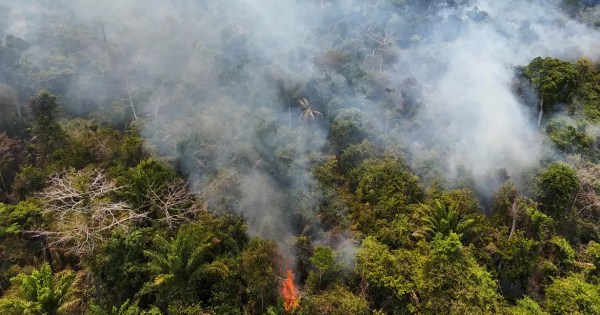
[281,269,299,312]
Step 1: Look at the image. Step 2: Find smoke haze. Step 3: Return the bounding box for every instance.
[2,0,600,255]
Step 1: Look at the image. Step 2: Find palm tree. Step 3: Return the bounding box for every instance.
[0,264,78,315]
[412,200,474,240]
[298,98,322,124]
[142,224,228,304]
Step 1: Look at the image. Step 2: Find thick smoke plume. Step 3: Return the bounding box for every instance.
[2,0,600,257]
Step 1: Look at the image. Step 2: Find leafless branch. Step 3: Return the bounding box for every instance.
[298,98,322,124]
[116,84,138,120]
[27,169,147,256]
[144,179,202,229]
[369,31,398,48]
[569,156,600,222]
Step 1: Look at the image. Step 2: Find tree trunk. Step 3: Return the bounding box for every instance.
[508,199,518,240]
[537,97,544,130]
[101,23,108,45]
[41,237,55,273]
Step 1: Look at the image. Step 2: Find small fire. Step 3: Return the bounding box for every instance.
[281,269,299,312]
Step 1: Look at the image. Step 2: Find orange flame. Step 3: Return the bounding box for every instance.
[281,269,299,312]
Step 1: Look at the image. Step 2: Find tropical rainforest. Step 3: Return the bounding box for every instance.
[1,0,600,314]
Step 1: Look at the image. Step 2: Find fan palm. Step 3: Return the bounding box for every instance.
[0,264,78,315]
[298,98,322,124]
[142,224,229,303]
[412,200,474,240]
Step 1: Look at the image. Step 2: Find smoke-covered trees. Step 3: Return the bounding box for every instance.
[0,133,23,199]
[1,0,600,313]
[521,57,579,128]
[29,91,66,161]
[353,157,424,234]
[522,57,578,108]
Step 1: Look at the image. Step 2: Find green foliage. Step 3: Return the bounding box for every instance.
[357,237,421,313]
[418,233,503,314]
[143,224,229,307]
[2,10,600,315]
[545,274,600,315]
[87,299,161,315]
[240,238,280,315]
[546,119,594,155]
[548,236,576,273]
[329,109,371,154]
[588,241,600,278]
[85,229,150,307]
[298,286,369,315]
[537,162,579,221]
[306,246,340,291]
[0,200,41,237]
[573,57,600,121]
[354,158,424,221]
[338,140,376,174]
[29,90,69,167]
[60,119,146,170]
[11,166,45,200]
[522,57,578,109]
[0,132,24,198]
[117,130,145,169]
[0,264,77,315]
[372,214,415,249]
[412,199,475,241]
[494,233,540,298]
[525,206,556,241]
[507,296,547,315]
[118,158,177,209]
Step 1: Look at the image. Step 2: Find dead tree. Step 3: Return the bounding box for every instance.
[116,85,138,120]
[145,179,203,229]
[28,169,147,256]
[366,30,398,72]
[569,157,600,221]
[298,98,322,124]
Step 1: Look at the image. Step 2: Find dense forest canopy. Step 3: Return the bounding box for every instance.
[1,0,600,314]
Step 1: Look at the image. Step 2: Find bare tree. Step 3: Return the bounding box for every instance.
[569,156,600,221]
[28,169,147,256]
[365,30,398,72]
[116,84,138,120]
[145,178,203,229]
[298,98,322,124]
[508,197,520,240]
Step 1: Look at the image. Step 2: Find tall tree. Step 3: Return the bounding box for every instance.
[143,224,229,309]
[29,90,68,167]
